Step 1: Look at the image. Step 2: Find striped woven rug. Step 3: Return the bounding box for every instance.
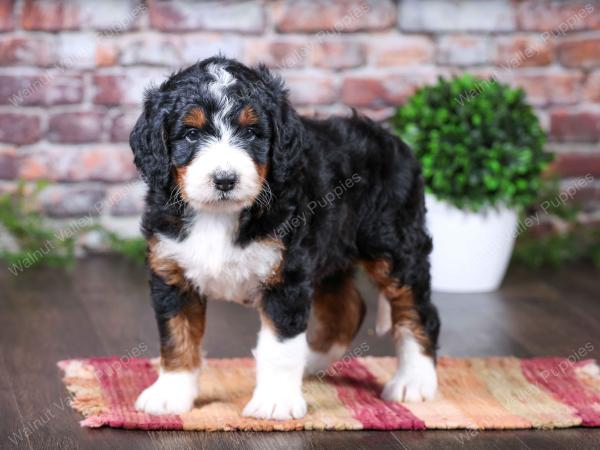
[58,356,600,431]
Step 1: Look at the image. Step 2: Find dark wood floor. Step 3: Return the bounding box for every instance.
[1,256,599,449]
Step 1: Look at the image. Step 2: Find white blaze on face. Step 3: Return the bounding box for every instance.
[207,63,236,141]
[182,63,262,211]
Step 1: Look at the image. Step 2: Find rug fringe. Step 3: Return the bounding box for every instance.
[57,360,108,418]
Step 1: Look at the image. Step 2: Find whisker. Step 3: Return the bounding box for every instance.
[255,182,273,210]
[165,185,184,209]
[257,181,273,209]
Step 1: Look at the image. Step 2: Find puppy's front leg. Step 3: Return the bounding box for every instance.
[135,273,206,415]
[243,284,311,420]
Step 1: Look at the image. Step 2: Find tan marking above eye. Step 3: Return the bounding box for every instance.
[239,105,258,126]
[183,107,206,128]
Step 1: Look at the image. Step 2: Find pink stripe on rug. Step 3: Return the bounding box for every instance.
[87,357,183,430]
[521,358,600,426]
[329,358,426,430]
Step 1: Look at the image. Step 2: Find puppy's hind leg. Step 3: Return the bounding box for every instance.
[305,272,366,376]
[364,259,440,403]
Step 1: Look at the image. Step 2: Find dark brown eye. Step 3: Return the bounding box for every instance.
[185,129,200,142]
[244,128,257,141]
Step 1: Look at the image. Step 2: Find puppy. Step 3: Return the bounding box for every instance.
[130,56,440,420]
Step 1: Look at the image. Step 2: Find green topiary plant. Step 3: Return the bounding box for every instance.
[392,74,552,212]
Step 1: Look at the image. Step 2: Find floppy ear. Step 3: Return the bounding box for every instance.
[254,65,303,185]
[129,89,171,189]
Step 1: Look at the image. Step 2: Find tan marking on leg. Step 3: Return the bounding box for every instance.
[162,298,206,372]
[363,259,433,356]
[307,276,366,353]
[147,237,206,371]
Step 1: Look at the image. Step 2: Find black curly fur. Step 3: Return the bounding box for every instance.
[130,56,440,356]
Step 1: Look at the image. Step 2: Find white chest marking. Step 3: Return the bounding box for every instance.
[154,212,282,304]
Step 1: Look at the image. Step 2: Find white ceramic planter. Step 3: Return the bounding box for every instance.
[425,194,518,293]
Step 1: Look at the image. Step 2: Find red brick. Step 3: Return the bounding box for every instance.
[48,112,106,144]
[0,0,15,31]
[18,145,137,182]
[95,42,120,67]
[342,72,437,108]
[274,0,394,33]
[38,184,107,218]
[110,110,140,143]
[436,34,488,66]
[312,41,365,69]
[508,73,583,106]
[550,109,600,142]
[93,74,127,106]
[284,75,337,106]
[245,41,309,69]
[0,36,56,66]
[0,113,42,145]
[341,77,386,108]
[585,70,600,102]
[149,0,264,33]
[552,152,600,177]
[0,146,16,179]
[0,74,83,106]
[370,35,433,66]
[21,0,80,31]
[494,35,553,67]
[516,1,599,31]
[557,37,600,69]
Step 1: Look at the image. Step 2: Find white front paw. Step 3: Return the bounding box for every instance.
[242,389,307,420]
[135,370,198,415]
[381,358,437,403]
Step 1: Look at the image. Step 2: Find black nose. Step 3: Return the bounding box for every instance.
[212,171,238,192]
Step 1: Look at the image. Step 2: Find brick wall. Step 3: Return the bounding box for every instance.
[0,0,599,240]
